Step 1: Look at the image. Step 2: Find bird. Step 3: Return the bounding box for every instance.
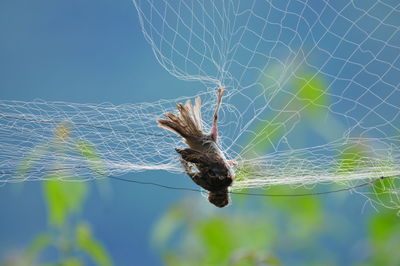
[157,88,235,207]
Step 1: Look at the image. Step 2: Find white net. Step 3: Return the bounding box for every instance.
[1,0,400,209]
[0,96,224,181]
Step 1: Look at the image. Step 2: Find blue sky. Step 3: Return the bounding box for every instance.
[0,1,195,265]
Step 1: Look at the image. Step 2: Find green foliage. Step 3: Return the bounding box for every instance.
[369,209,398,244]
[249,70,328,155]
[367,208,400,265]
[18,122,106,183]
[76,140,106,177]
[44,178,87,227]
[366,175,400,265]
[59,258,83,266]
[152,205,185,246]
[25,233,52,258]
[153,201,277,266]
[234,163,256,183]
[248,118,284,154]
[76,223,113,266]
[152,68,398,266]
[228,251,281,266]
[262,186,323,239]
[338,144,366,173]
[9,122,114,265]
[17,143,49,178]
[294,73,327,114]
[197,217,235,263]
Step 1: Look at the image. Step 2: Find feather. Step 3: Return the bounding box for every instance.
[157,119,182,136]
[192,97,202,131]
[158,89,234,208]
[157,100,204,149]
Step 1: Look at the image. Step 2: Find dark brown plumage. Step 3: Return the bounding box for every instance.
[158,88,234,207]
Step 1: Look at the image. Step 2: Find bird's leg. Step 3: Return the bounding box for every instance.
[175,148,210,165]
[211,87,224,142]
[175,148,201,176]
[178,156,195,176]
[226,160,237,166]
[176,149,209,189]
[175,148,210,190]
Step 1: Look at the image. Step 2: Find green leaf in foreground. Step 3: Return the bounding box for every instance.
[44,176,87,227]
[152,205,185,247]
[26,233,51,258]
[17,143,49,178]
[196,217,235,264]
[338,144,365,174]
[76,140,106,177]
[295,73,327,114]
[367,208,400,265]
[247,119,284,154]
[76,223,113,266]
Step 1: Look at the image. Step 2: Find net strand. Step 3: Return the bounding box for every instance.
[109,174,400,198]
[1,0,399,210]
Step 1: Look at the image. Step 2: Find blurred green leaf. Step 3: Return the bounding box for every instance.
[248,119,284,153]
[76,140,106,177]
[371,177,396,203]
[40,259,84,266]
[234,162,268,188]
[369,210,398,244]
[287,195,322,238]
[233,163,255,204]
[17,143,49,178]
[234,163,255,183]
[60,258,84,266]
[338,145,365,173]
[259,185,323,240]
[197,217,235,265]
[163,252,185,266]
[26,233,51,260]
[228,251,281,266]
[153,201,275,265]
[76,223,113,266]
[294,73,327,114]
[44,176,87,227]
[152,205,185,247]
[367,208,400,265]
[12,122,115,266]
[261,62,286,91]
[231,218,272,251]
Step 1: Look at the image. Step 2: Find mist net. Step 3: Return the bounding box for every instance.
[1,0,399,209]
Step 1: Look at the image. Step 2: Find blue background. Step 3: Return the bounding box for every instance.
[0,0,193,265]
[1,1,399,265]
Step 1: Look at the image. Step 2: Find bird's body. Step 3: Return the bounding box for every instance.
[158,88,234,207]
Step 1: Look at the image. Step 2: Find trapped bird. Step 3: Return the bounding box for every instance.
[158,88,235,207]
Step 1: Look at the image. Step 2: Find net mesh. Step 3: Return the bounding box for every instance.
[1,0,399,209]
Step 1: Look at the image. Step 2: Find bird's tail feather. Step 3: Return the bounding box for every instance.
[158,97,203,141]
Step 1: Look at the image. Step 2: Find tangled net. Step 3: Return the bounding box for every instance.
[1,0,399,210]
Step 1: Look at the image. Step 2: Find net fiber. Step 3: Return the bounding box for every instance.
[1,0,399,209]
